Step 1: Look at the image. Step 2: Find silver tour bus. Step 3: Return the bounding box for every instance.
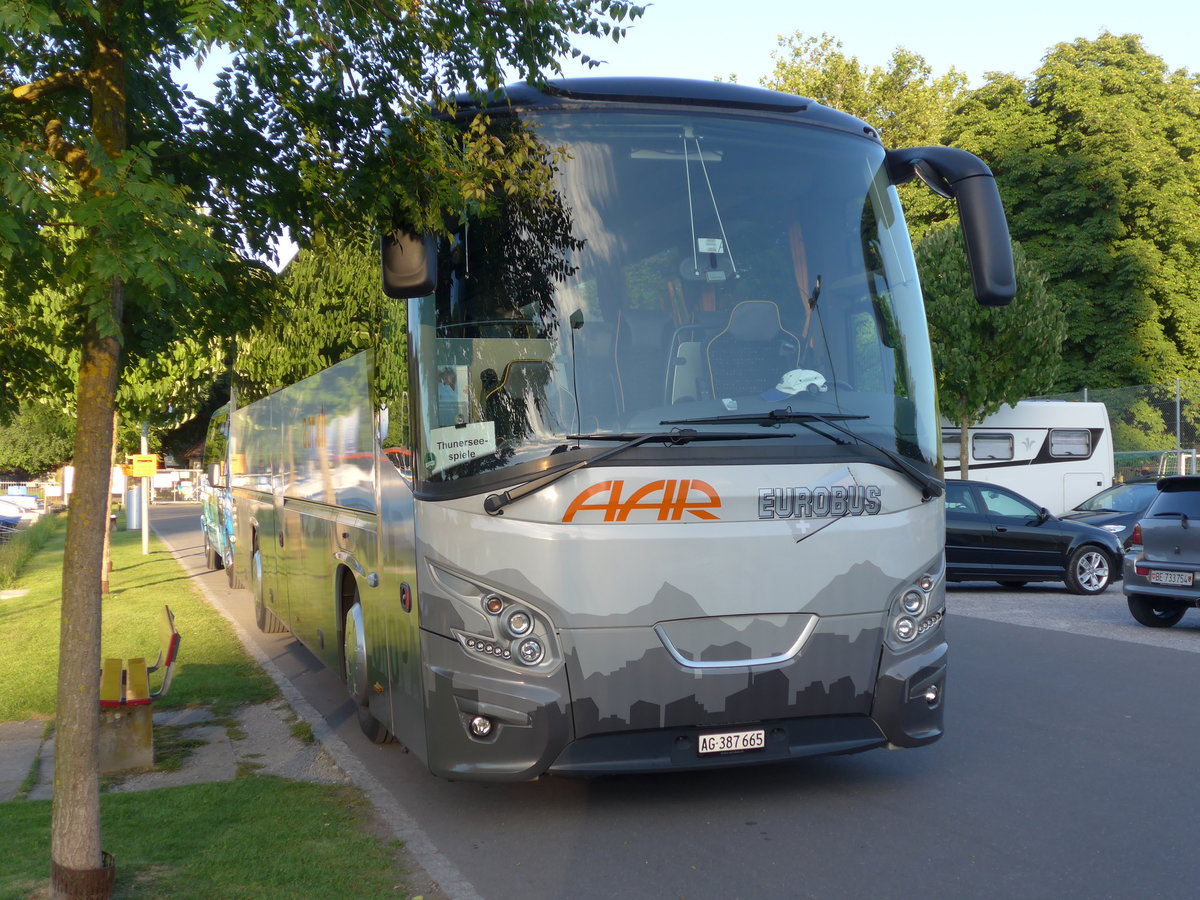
[221,78,1015,780]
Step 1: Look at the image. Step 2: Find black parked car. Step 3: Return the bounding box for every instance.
[1122,476,1200,627]
[945,480,1123,595]
[1060,478,1160,549]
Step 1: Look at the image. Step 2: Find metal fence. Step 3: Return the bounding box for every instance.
[1040,378,1200,480]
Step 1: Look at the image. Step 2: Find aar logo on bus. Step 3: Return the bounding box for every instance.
[563,479,722,523]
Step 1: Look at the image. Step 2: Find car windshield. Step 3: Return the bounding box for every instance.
[402,108,939,491]
[1075,482,1158,512]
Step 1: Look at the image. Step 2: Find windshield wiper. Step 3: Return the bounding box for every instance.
[483,428,788,515]
[661,409,943,500]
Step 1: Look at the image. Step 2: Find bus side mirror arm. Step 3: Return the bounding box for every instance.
[381,228,437,298]
[886,146,1016,307]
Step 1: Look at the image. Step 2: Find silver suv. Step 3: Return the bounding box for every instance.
[1123,476,1200,627]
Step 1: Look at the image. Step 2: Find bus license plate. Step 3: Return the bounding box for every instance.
[698,728,765,755]
[1149,570,1193,586]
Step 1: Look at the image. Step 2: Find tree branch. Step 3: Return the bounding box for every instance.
[11,70,85,103]
[45,119,100,189]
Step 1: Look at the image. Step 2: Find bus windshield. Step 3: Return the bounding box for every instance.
[406,109,938,489]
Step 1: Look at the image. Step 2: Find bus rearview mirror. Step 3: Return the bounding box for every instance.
[886,146,1016,307]
[381,229,436,298]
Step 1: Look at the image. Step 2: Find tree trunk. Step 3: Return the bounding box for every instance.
[51,12,127,895]
[959,414,970,481]
[51,289,122,897]
[100,412,117,595]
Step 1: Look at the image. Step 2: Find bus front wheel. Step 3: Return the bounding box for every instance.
[344,596,394,744]
[252,547,286,633]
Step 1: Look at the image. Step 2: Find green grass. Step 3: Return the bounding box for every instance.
[0,778,414,899]
[0,512,66,589]
[0,518,425,899]
[0,524,278,721]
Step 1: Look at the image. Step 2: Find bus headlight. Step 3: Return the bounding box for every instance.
[885,571,943,652]
[451,587,558,671]
[517,637,545,665]
[504,608,533,637]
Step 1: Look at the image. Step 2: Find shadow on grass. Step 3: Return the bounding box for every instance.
[0,592,64,624]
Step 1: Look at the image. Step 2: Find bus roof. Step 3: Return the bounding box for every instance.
[454,77,879,142]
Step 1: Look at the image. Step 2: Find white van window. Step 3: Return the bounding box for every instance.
[1050,429,1091,458]
[972,432,1013,461]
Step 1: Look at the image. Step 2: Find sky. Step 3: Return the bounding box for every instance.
[552,0,1195,87]
[176,0,1196,100]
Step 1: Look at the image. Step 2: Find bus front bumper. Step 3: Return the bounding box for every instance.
[419,629,945,781]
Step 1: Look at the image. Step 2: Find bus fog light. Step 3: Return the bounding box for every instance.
[923,685,940,706]
[894,617,917,642]
[517,637,545,665]
[505,608,533,637]
[901,590,924,615]
[469,715,493,738]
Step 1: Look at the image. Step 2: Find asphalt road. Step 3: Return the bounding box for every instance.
[153,504,1200,900]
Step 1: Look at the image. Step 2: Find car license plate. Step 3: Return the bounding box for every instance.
[1149,570,1193,586]
[698,728,765,755]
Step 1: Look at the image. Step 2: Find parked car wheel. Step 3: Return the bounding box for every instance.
[1065,546,1112,595]
[1126,593,1187,628]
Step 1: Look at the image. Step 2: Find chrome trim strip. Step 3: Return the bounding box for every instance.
[653,616,818,669]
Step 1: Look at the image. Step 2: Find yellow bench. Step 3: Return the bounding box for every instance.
[99,605,181,773]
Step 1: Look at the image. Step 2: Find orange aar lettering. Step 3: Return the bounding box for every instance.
[562,479,722,523]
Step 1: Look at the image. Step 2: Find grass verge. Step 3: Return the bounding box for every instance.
[0,512,65,590]
[0,778,413,899]
[0,523,278,721]
[0,514,427,899]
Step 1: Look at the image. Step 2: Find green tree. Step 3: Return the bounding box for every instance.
[0,2,642,892]
[948,33,1200,390]
[0,399,75,478]
[235,230,382,399]
[766,32,968,149]
[764,32,968,241]
[918,224,1065,477]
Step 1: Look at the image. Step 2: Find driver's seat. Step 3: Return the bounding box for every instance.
[706,301,800,399]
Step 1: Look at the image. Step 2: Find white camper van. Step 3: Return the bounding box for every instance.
[943,401,1114,515]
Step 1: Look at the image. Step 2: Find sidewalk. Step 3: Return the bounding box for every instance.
[1,701,345,803]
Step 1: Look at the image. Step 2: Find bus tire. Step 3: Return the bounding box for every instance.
[252,547,286,633]
[1065,546,1112,595]
[1127,593,1187,628]
[204,535,221,571]
[344,596,394,744]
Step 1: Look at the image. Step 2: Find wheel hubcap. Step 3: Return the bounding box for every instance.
[1078,552,1108,590]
